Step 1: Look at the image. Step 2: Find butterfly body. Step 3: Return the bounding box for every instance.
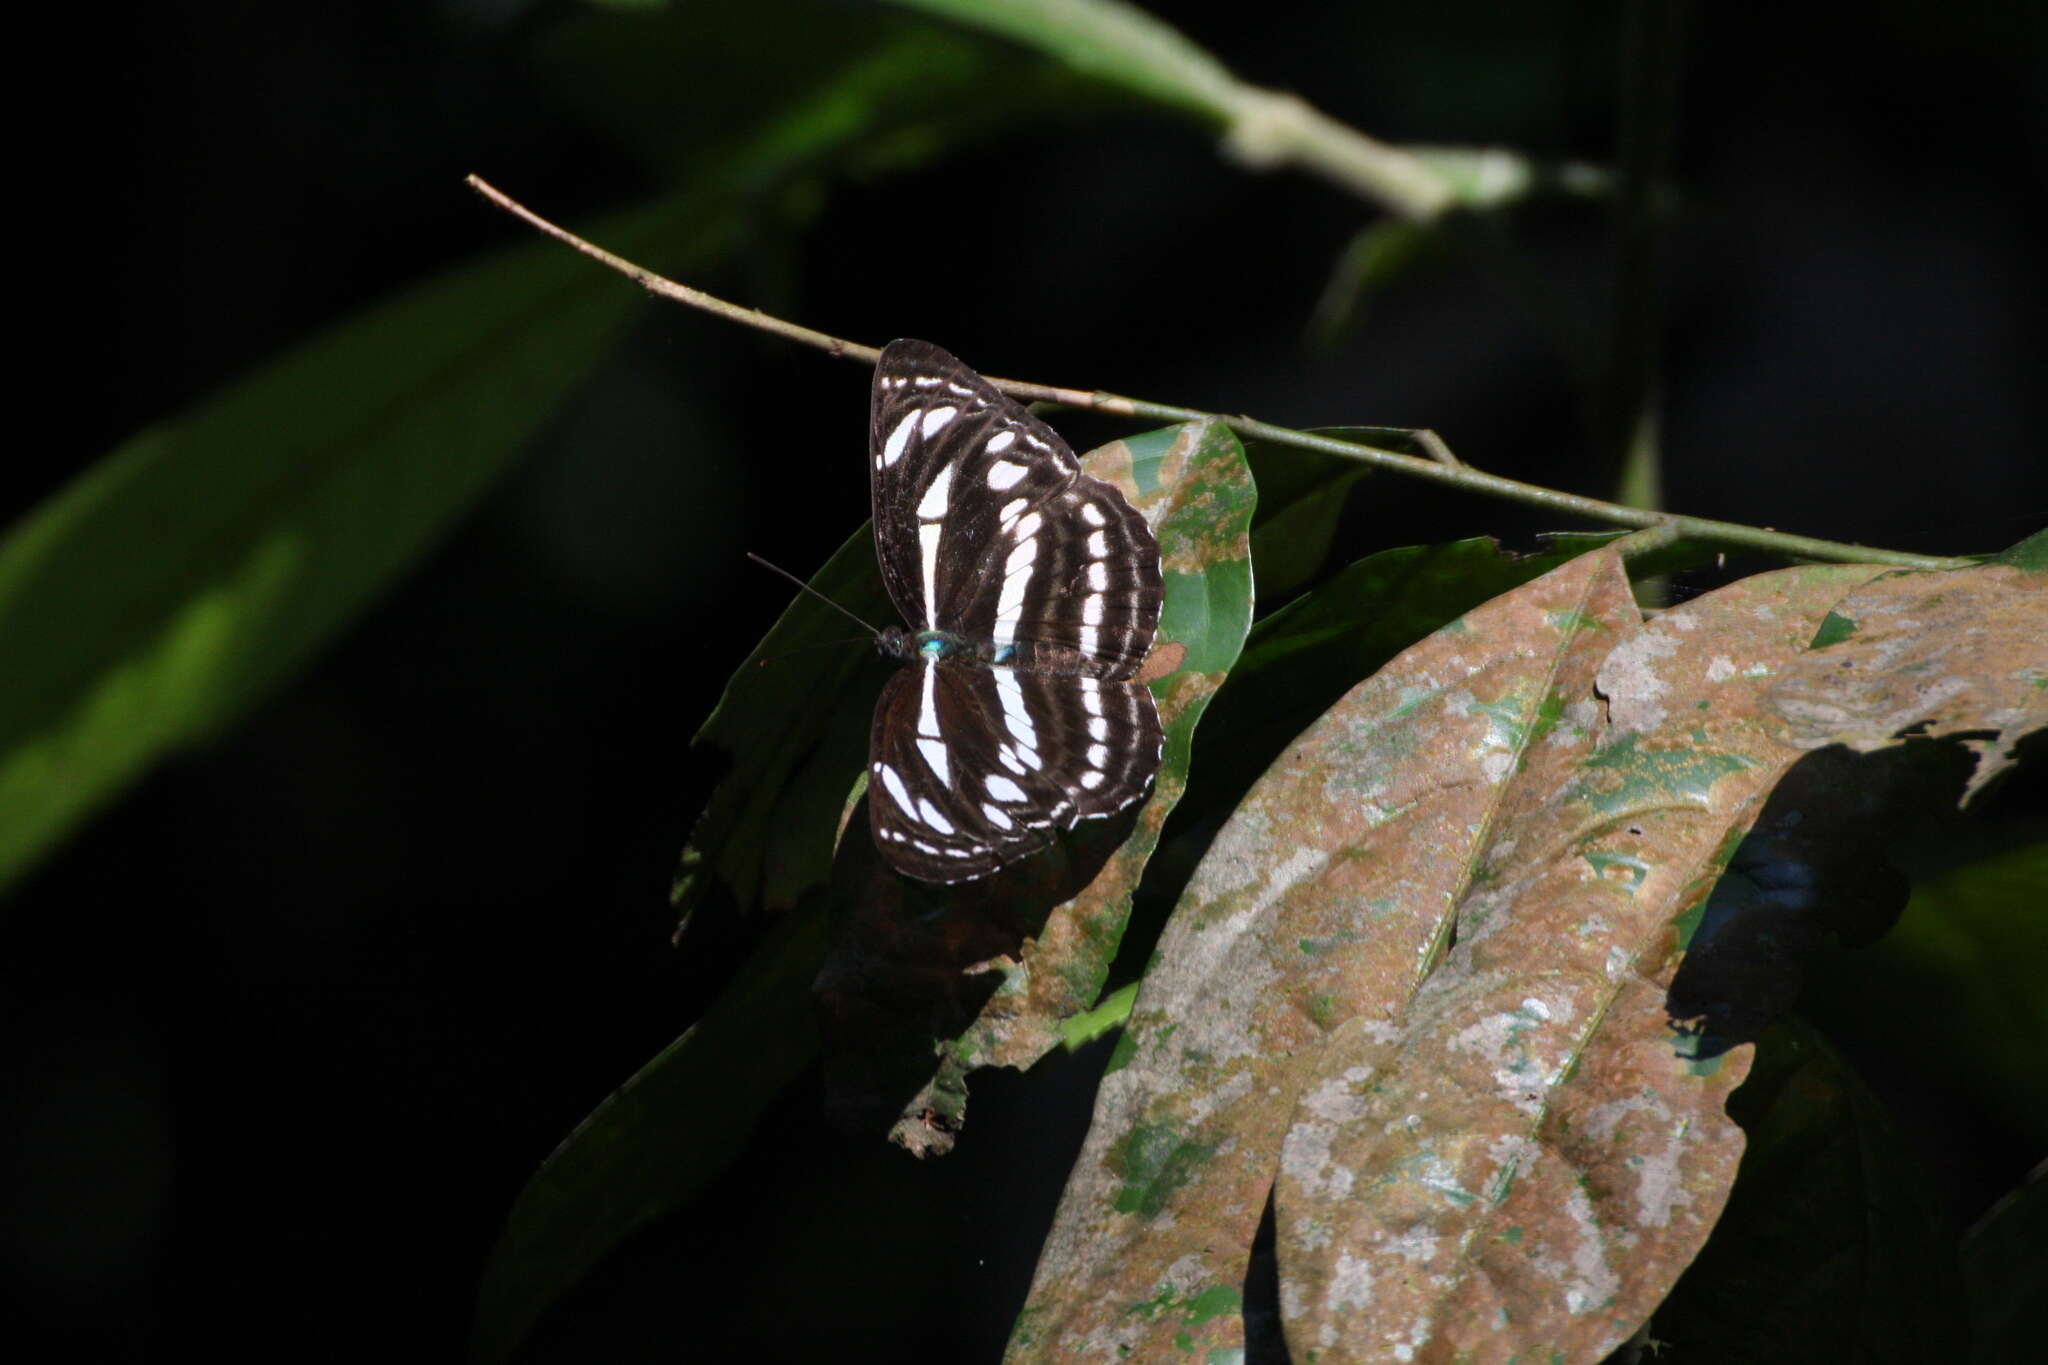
[864,341,1165,883]
[877,626,1002,667]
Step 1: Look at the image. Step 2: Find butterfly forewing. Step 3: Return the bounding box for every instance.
[865,339,1166,883]
[870,340,1076,634]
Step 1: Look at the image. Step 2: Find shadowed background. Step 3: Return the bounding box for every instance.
[10,0,2044,1358]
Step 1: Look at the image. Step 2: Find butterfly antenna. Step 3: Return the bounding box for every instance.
[746,552,882,636]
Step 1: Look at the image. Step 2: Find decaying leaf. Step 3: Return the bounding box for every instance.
[1010,553,1886,1362]
[813,419,1256,1155]
[1009,549,1636,1358]
[1764,562,2048,802]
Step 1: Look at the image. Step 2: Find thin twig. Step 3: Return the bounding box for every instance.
[464,176,1975,573]
[1408,429,1463,469]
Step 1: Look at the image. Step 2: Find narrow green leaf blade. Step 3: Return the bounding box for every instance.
[0,197,716,893]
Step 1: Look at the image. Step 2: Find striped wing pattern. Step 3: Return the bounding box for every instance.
[865,340,1164,882]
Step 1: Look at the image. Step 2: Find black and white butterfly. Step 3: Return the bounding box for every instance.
[865,340,1164,883]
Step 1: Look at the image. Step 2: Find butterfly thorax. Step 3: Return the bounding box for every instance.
[877,625,1019,669]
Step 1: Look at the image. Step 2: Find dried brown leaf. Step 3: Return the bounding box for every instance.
[1269,564,1878,1362]
[1012,550,1640,1359]
[1007,555,1887,1362]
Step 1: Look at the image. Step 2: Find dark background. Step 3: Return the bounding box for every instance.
[10,1,2044,1359]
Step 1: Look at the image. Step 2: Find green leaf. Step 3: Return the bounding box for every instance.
[0,197,694,895]
[1992,525,2048,572]
[1802,840,2048,1138]
[1242,427,1384,605]
[469,907,830,1365]
[1649,1018,1967,1362]
[670,524,898,924]
[883,0,1243,119]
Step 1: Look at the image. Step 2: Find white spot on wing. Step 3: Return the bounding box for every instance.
[1080,770,1105,789]
[1086,530,1109,557]
[917,737,950,784]
[986,774,1026,803]
[1013,511,1043,540]
[1087,743,1108,768]
[921,406,958,437]
[882,411,917,466]
[915,463,954,520]
[917,524,943,627]
[982,803,1013,830]
[917,661,941,737]
[917,798,956,835]
[878,764,917,819]
[994,540,1036,648]
[1088,717,1108,740]
[998,497,1028,524]
[1083,595,1104,625]
[994,672,1037,750]
[987,430,1017,454]
[987,460,1028,490]
[1087,561,1108,590]
[1081,503,1106,527]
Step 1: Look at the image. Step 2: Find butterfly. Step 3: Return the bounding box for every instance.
[864,340,1165,883]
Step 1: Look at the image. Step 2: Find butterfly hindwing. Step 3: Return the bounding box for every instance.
[867,661,1163,883]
